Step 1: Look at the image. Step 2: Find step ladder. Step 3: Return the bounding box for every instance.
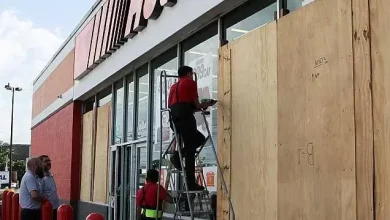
[155,70,235,220]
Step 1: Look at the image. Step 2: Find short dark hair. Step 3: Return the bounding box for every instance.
[146,169,159,183]
[178,66,193,77]
[38,155,49,161]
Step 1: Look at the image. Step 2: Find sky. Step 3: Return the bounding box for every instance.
[0,0,96,144]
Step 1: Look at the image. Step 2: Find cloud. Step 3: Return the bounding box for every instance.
[0,10,64,144]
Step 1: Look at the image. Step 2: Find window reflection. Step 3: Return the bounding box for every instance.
[183,25,219,193]
[98,87,112,107]
[114,81,124,144]
[136,66,149,139]
[127,76,135,141]
[137,146,147,189]
[225,1,276,42]
[289,0,315,12]
[152,51,178,168]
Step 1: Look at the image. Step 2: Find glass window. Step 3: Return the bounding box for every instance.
[183,23,219,192]
[127,75,135,142]
[98,86,112,107]
[137,144,147,189]
[136,65,149,139]
[151,47,178,169]
[83,97,95,114]
[288,0,317,12]
[225,0,276,42]
[114,81,124,144]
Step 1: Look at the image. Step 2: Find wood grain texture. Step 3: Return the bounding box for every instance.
[277,0,356,219]
[217,44,232,220]
[80,111,94,201]
[230,21,278,220]
[93,103,111,203]
[352,0,374,219]
[370,0,390,218]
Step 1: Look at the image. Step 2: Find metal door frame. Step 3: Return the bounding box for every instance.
[108,140,147,220]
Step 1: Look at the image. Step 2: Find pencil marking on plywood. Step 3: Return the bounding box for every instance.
[314,56,329,68]
[298,143,315,165]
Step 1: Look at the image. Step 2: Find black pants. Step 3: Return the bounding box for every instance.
[53,208,58,220]
[170,103,205,185]
[21,208,41,220]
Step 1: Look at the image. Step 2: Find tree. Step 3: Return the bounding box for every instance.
[13,160,26,183]
[0,141,27,183]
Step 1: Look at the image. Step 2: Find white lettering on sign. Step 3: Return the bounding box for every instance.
[0,171,9,184]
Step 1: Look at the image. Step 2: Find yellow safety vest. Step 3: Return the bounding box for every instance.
[141,208,163,218]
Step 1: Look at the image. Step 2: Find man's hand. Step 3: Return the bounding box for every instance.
[208,99,218,106]
[42,194,48,203]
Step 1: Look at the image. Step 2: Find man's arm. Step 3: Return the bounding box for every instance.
[159,185,173,204]
[193,99,210,111]
[163,193,174,204]
[189,81,210,110]
[30,190,45,202]
[26,177,45,202]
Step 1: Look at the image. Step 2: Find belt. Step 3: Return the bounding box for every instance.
[142,208,163,218]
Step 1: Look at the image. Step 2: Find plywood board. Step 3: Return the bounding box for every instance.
[93,103,111,203]
[80,111,94,201]
[352,0,374,219]
[217,44,232,220]
[370,0,390,218]
[277,0,356,219]
[229,22,278,220]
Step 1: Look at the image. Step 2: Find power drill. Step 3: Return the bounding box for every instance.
[200,98,218,105]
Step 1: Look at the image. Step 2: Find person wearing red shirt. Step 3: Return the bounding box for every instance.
[168,65,216,190]
[136,169,173,220]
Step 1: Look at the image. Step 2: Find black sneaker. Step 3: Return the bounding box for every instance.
[170,152,182,170]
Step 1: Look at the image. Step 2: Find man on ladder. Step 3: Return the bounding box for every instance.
[168,65,216,191]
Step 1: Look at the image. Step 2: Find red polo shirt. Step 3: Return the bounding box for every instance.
[168,76,198,107]
[136,182,169,209]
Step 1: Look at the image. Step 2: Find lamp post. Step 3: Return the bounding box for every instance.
[4,83,22,188]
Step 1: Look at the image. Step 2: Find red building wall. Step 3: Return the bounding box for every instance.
[31,101,82,201]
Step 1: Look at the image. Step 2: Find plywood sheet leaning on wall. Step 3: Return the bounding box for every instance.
[93,103,111,203]
[80,111,94,201]
[230,21,278,220]
[352,0,374,219]
[217,43,232,220]
[277,0,356,219]
[370,0,390,218]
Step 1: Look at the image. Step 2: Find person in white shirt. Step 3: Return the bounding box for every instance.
[19,157,46,220]
[38,155,60,220]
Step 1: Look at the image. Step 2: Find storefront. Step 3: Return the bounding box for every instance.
[76,1,281,219]
[31,0,390,219]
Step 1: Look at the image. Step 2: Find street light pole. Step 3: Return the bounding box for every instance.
[5,83,22,188]
[9,87,14,188]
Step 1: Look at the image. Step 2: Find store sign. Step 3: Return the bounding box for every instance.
[74,0,179,80]
[0,171,9,184]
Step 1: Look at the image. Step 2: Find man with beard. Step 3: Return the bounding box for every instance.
[19,157,46,220]
[38,155,60,220]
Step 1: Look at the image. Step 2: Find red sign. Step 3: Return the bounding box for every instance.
[206,171,215,187]
[74,0,179,80]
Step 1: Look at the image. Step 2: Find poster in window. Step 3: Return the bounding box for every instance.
[189,53,214,137]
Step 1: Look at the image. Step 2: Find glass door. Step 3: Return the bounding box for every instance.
[108,145,122,220]
[110,142,146,220]
[128,143,147,220]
